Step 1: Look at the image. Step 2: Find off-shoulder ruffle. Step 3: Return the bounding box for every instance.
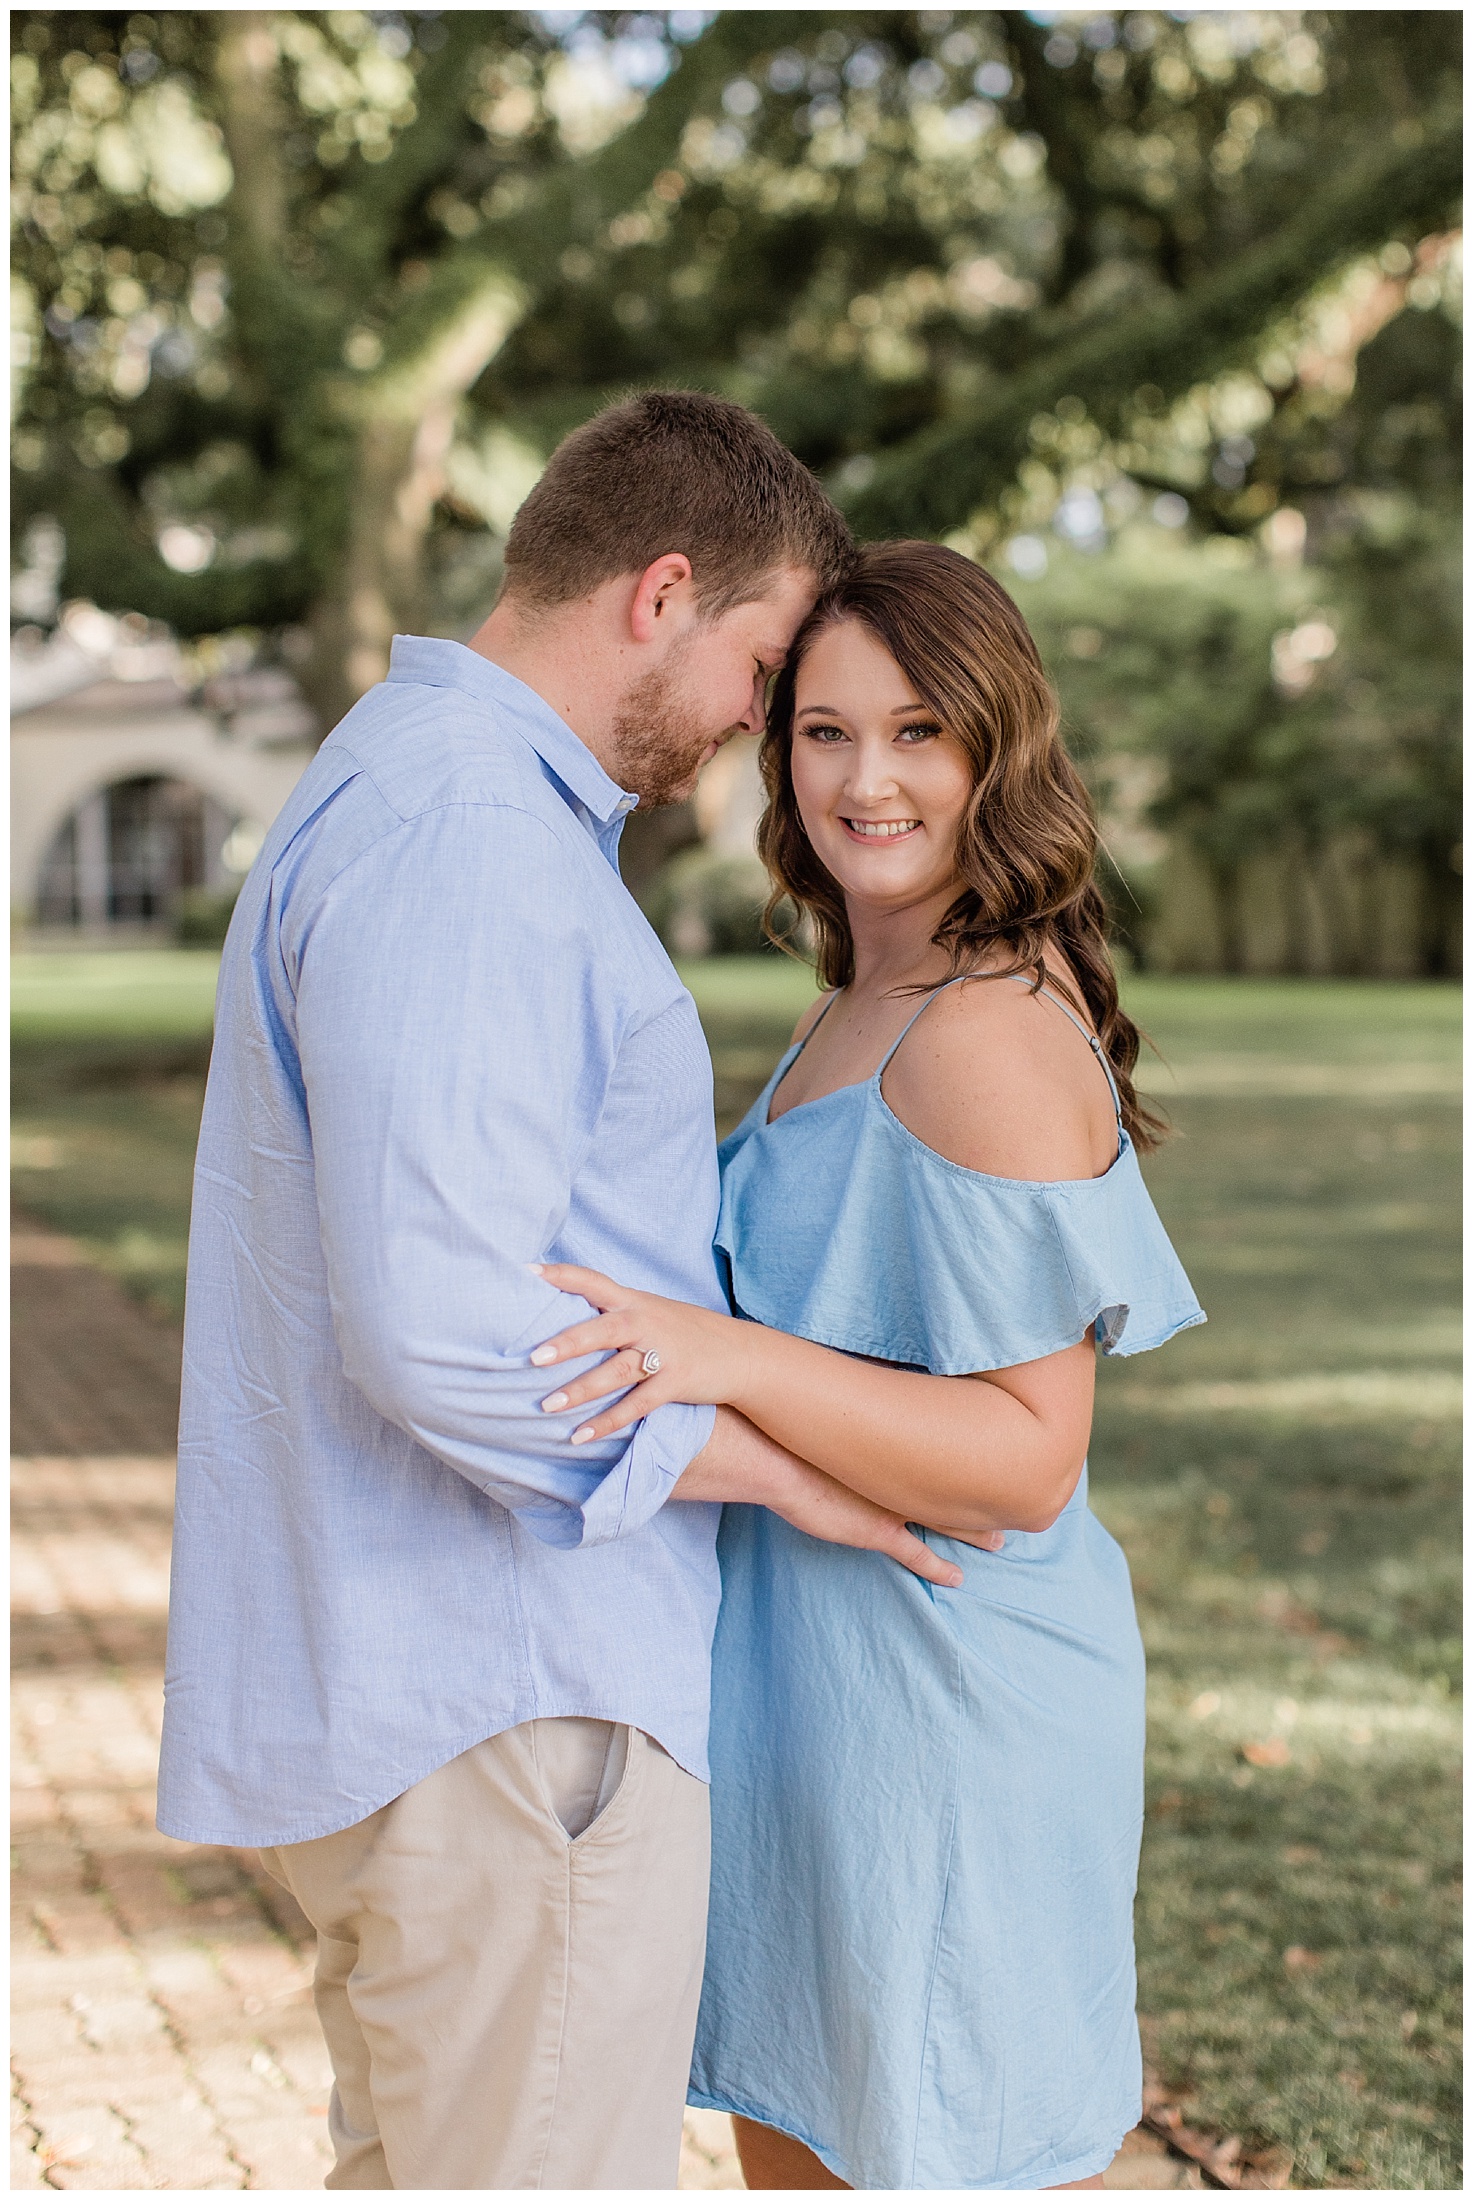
[715,1075,1204,1376]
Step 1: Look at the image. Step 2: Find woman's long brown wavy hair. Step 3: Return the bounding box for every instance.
[759,539,1165,1151]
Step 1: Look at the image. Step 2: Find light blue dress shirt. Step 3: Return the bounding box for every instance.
[157,638,723,1848]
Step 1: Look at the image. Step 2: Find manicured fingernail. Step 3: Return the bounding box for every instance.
[541,1391,569,1413]
[524,1262,545,1274]
[570,1425,596,1445]
[529,1345,557,1365]
[946,1569,963,1587]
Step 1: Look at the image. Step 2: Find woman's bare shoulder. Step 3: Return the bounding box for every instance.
[880,974,1117,1182]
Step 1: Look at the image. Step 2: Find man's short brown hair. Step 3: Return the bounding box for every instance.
[501,390,853,615]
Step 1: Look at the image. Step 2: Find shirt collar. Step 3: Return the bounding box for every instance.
[386,636,638,829]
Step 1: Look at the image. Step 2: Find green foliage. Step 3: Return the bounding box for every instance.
[11,18,1460,662]
[1008,497,1458,977]
[172,883,239,947]
[1308,500,1461,972]
[848,118,1460,537]
[11,12,1460,952]
[644,844,772,958]
[1014,533,1295,851]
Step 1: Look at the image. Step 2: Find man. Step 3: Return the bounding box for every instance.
[158,391,957,2190]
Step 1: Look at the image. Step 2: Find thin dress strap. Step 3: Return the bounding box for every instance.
[876,970,1124,1126]
[789,988,840,1058]
[765,988,841,1120]
[1001,973,1123,1124]
[875,972,983,1074]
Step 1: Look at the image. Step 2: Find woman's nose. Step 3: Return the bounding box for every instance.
[844,744,900,802]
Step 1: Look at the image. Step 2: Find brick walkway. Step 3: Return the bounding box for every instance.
[11,1229,184,1458]
[11,1225,1191,2191]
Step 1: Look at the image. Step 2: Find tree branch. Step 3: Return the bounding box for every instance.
[845,116,1462,537]
[209,10,338,391]
[210,9,287,255]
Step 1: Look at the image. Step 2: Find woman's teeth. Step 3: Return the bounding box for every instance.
[844,818,920,839]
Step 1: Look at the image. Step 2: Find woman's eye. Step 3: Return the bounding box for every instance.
[896,722,940,744]
[800,722,849,744]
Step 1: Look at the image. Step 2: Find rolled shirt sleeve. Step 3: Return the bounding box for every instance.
[290,800,714,1548]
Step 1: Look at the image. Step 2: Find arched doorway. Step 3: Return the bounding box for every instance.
[35,776,235,929]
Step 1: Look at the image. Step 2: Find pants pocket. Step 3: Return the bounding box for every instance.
[531,1717,632,1841]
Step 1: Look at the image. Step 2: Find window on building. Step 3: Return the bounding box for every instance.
[36,777,234,929]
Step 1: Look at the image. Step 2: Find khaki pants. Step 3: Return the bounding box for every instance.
[260,1720,710,2190]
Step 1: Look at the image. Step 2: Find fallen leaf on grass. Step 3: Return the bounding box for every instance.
[1240,2145,1295,2189]
[1140,2099,1289,2190]
[1240,1737,1292,1768]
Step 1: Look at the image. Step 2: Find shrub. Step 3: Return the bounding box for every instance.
[173,887,240,948]
[644,846,772,958]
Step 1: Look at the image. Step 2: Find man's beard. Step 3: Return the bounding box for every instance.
[606,649,727,809]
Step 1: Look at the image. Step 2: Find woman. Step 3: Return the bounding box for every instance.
[530,542,1204,2190]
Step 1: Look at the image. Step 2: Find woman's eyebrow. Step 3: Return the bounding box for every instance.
[794,701,931,718]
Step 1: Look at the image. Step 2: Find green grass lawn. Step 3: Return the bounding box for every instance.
[10,952,1461,2185]
[11,949,223,1042]
[1092,987,1460,2190]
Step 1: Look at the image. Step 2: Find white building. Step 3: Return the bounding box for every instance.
[11,607,316,933]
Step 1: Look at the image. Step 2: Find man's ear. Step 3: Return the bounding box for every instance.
[629,553,694,643]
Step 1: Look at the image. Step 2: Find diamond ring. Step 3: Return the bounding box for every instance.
[640,1349,662,1376]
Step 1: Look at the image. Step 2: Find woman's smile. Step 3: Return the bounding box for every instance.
[841,816,922,841]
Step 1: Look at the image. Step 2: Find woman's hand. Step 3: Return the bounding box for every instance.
[529,1262,755,1443]
[529,1262,1007,1558]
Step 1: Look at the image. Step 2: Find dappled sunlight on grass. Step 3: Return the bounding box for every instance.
[1085,983,1459,2185]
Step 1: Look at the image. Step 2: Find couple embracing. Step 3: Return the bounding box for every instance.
[159,392,1202,2192]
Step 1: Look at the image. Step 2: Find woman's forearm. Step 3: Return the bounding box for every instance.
[527,1260,1093,1533]
[724,1327,1092,1536]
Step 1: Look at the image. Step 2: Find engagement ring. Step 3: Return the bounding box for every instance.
[640,1349,662,1376]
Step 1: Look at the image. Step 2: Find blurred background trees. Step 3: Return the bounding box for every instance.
[10,8,1461,967]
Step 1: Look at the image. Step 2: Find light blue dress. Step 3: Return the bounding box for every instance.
[688,977,1205,2190]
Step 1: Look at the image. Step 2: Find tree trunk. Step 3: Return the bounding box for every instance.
[1207,859,1246,975]
[1280,835,1314,976]
[302,284,525,736]
[211,13,287,249]
[1416,843,1460,978]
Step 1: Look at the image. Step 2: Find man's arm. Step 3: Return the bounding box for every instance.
[290,800,714,1550]
[673,1407,968,1589]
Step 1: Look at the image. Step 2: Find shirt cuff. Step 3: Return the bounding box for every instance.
[517,1401,717,1551]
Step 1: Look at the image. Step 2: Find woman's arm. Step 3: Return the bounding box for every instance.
[531,1279,1092,1537]
[534,981,1111,1537]
[734,1331,1093,1536]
